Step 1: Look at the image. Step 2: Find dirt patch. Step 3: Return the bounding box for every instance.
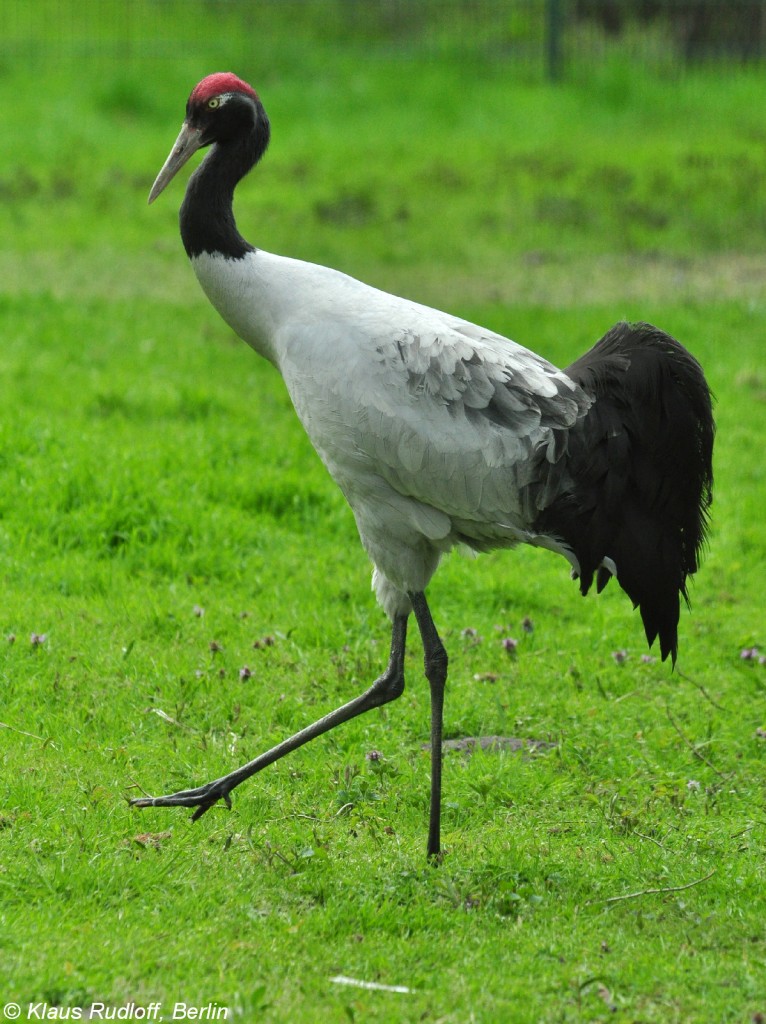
[425,735,556,757]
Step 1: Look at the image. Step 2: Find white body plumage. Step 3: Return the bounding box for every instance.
[192,249,588,618]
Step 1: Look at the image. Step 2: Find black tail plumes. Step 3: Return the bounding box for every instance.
[536,322,714,664]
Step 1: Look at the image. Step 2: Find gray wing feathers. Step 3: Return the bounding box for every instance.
[283,311,590,545]
[389,323,587,437]
[356,323,588,524]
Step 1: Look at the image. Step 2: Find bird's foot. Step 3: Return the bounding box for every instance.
[130,778,233,822]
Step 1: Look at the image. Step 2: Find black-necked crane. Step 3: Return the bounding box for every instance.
[131,73,715,858]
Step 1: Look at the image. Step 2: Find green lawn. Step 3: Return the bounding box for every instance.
[1,3,765,1021]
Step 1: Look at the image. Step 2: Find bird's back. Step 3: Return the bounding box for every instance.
[193,247,591,546]
[189,248,598,611]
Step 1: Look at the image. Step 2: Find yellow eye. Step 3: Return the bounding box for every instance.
[207,97,220,109]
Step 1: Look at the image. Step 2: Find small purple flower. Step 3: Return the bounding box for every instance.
[740,647,760,661]
[193,605,205,618]
[521,616,534,634]
[640,654,656,664]
[502,637,518,654]
[209,640,223,654]
[253,635,275,649]
[239,665,252,681]
[366,749,383,762]
[30,633,47,647]
[686,779,701,791]
[612,649,629,665]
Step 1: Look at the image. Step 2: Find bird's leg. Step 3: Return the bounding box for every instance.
[410,591,448,860]
[131,614,408,820]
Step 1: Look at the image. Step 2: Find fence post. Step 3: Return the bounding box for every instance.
[546,0,563,81]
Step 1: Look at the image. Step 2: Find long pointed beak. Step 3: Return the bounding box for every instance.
[148,121,204,204]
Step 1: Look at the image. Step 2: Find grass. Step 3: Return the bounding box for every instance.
[1,2,766,1020]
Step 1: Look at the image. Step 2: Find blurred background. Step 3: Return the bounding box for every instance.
[7,0,766,76]
[5,0,766,313]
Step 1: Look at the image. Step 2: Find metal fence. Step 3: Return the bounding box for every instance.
[4,0,766,79]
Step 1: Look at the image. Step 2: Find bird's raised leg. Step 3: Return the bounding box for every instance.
[131,614,408,820]
[410,591,448,860]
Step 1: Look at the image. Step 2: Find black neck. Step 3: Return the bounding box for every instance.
[180,108,270,260]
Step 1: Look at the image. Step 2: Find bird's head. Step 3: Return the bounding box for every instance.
[149,73,268,204]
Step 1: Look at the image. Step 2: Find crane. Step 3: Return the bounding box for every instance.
[131,73,715,858]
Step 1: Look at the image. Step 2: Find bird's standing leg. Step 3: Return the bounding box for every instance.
[131,615,408,819]
[410,591,448,860]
